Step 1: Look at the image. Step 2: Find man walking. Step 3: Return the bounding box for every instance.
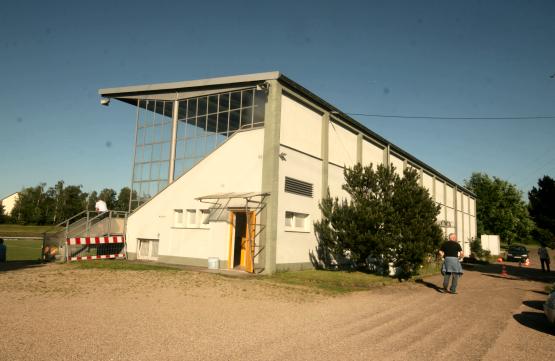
[538,244,551,272]
[439,233,464,294]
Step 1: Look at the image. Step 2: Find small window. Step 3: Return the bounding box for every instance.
[187,209,197,227]
[285,177,313,197]
[200,209,210,227]
[174,209,184,227]
[285,211,293,227]
[285,211,309,232]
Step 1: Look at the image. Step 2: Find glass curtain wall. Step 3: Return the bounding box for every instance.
[173,88,265,179]
[129,88,265,211]
[130,100,173,210]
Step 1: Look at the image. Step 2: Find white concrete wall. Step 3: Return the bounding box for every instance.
[434,179,444,204]
[423,172,434,197]
[329,121,357,168]
[328,164,349,200]
[126,129,264,264]
[362,139,383,168]
[390,154,404,176]
[0,193,18,216]
[445,185,454,208]
[276,146,322,264]
[280,94,322,158]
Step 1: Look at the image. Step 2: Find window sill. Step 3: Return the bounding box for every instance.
[171,226,210,230]
[284,229,311,234]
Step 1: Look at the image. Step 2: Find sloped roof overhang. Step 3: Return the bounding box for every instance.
[99,72,475,197]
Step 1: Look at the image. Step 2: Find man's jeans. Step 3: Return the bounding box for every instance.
[443,272,459,292]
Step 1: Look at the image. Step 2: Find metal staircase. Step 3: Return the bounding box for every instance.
[43,210,128,261]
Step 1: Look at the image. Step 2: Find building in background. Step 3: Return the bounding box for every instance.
[99,72,477,273]
[0,192,19,216]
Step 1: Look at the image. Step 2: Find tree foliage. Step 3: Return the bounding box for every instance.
[314,163,442,279]
[115,187,132,211]
[528,175,555,247]
[464,172,533,245]
[98,188,117,210]
[0,204,5,224]
[10,181,132,225]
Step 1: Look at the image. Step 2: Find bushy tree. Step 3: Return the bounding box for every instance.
[391,168,443,278]
[115,187,132,211]
[464,173,533,245]
[0,204,5,224]
[314,163,442,278]
[11,183,48,224]
[98,188,117,210]
[528,175,555,247]
[86,191,98,211]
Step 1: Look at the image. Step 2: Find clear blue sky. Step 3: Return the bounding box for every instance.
[1,0,555,200]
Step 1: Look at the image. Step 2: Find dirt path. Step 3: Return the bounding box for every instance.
[0,258,553,361]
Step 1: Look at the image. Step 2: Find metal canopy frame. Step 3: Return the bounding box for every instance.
[196,192,269,273]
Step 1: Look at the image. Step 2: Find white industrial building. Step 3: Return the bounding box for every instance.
[0,192,18,216]
[99,72,477,274]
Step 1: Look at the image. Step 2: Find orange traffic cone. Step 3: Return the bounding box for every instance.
[501,265,508,277]
[524,258,530,267]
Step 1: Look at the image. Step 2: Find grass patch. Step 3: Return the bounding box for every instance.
[71,260,180,272]
[0,224,62,237]
[418,261,442,277]
[4,238,43,261]
[265,269,394,294]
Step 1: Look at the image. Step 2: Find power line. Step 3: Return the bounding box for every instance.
[347,113,555,120]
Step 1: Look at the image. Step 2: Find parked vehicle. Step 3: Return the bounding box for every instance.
[545,290,555,325]
[506,245,528,262]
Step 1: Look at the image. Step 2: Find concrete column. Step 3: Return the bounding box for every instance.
[454,186,458,231]
[321,112,330,199]
[356,133,363,165]
[168,100,179,183]
[383,144,390,168]
[259,80,282,275]
[432,175,436,201]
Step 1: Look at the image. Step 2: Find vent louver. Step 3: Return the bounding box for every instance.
[284,177,313,197]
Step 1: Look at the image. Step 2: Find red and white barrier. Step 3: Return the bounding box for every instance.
[66,236,126,261]
[66,236,125,245]
[70,254,126,261]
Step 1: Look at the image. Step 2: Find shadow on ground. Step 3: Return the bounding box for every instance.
[464,262,555,284]
[523,300,545,312]
[414,278,445,293]
[0,260,46,273]
[513,311,555,336]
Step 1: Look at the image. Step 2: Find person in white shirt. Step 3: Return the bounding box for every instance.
[95,199,108,213]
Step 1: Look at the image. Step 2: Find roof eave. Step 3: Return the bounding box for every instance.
[98,71,280,97]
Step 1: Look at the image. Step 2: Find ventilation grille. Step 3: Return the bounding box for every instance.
[285,177,313,197]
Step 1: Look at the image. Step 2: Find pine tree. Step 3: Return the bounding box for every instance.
[314,163,442,278]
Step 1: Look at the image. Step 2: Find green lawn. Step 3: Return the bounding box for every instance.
[72,260,180,271]
[265,269,395,294]
[0,224,61,237]
[4,238,43,261]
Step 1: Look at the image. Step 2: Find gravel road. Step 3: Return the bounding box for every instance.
[1,252,553,361]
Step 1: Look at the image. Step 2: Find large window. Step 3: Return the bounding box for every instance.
[130,100,173,210]
[129,88,265,211]
[173,88,266,179]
